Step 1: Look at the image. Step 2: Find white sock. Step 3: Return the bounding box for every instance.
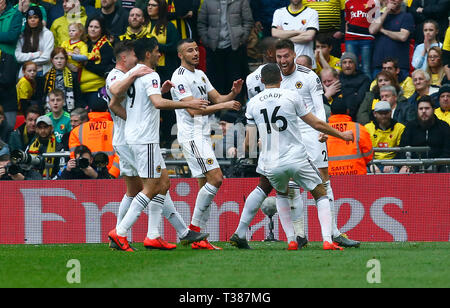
[191,182,218,228]
[146,194,165,239]
[324,180,341,237]
[235,186,267,239]
[288,186,305,238]
[162,192,189,238]
[316,196,333,243]
[116,194,133,228]
[117,192,149,237]
[276,194,296,243]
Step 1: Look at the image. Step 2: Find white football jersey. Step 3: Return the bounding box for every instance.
[281,65,325,132]
[246,88,309,173]
[272,7,319,68]
[170,66,215,143]
[105,68,127,146]
[123,63,162,145]
[246,63,267,99]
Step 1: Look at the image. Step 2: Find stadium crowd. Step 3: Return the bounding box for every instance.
[0,0,449,180]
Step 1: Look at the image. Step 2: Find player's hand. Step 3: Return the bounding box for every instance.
[318,133,328,143]
[224,100,241,111]
[188,99,209,110]
[161,80,175,94]
[341,130,354,142]
[132,65,154,78]
[231,79,244,95]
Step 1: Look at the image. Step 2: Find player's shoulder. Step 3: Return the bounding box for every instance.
[106,68,125,82]
[296,64,313,75]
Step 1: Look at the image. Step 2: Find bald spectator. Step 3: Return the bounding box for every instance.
[117,7,148,41]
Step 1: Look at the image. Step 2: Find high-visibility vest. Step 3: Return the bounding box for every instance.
[327,114,374,175]
[109,153,120,179]
[68,112,116,171]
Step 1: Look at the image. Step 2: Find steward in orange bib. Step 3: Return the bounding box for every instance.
[68,98,117,176]
[327,102,373,175]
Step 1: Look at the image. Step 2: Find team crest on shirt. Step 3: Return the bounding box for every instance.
[301,19,306,25]
[60,124,65,131]
[156,165,161,173]
[206,158,214,165]
[178,84,186,94]
[201,77,206,84]
[152,79,159,88]
[295,81,303,89]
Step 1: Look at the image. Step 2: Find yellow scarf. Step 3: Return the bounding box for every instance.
[88,35,110,65]
[119,27,150,41]
[28,135,57,177]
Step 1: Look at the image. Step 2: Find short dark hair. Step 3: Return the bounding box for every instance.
[74,145,92,158]
[275,39,295,52]
[315,33,333,47]
[48,88,65,100]
[134,37,159,61]
[261,63,281,85]
[417,95,434,108]
[114,40,135,58]
[177,38,196,52]
[24,105,41,118]
[382,57,399,68]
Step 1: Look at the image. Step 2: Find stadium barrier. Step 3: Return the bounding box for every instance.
[1,174,448,244]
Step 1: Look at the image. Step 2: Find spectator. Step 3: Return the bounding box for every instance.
[60,107,89,150]
[435,84,450,125]
[272,0,318,68]
[166,0,195,40]
[296,55,313,69]
[344,0,378,79]
[15,0,48,26]
[314,33,341,77]
[380,85,415,125]
[371,57,415,99]
[408,0,450,44]
[79,15,114,109]
[339,52,371,121]
[399,96,450,173]
[47,1,97,28]
[0,153,43,180]
[365,100,406,174]
[320,67,341,120]
[27,114,65,179]
[16,61,39,114]
[411,20,443,71]
[8,105,41,152]
[46,89,72,143]
[95,0,129,42]
[369,0,414,79]
[14,7,54,84]
[0,0,24,132]
[198,0,253,103]
[144,0,180,83]
[0,105,11,145]
[249,0,289,38]
[43,47,83,112]
[358,70,405,125]
[61,22,89,73]
[443,26,450,79]
[68,97,115,174]
[302,0,345,58]
[408,69,440,111]
[327,101,373,176]
[425,46,446,87]
[117,7,148,41]
[50,0,89,47]
[57,144,111,179]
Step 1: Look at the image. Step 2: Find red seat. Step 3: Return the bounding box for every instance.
[14,115,25,130]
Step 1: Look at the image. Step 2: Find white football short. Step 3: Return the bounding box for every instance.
[128,143,166,179]
[301,129,329,169]
[113,144,138,177]
[258,158,323,194]
[180,138,220,178]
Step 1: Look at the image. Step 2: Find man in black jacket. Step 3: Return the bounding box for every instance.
[96,0,129,41]
[57,145,111,179]
[339,52,371,121]
[399,95,450,173]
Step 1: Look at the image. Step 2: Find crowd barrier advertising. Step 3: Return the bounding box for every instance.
[0,174,449,244]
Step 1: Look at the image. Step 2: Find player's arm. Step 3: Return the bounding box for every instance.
[108,94,127,120]
[207,79,244,104]
[181,96,241,117]
[300,112,354,142]
[109,66,154,97]
[150,94,208,110]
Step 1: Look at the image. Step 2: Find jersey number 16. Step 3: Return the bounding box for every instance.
[260,106,288,134]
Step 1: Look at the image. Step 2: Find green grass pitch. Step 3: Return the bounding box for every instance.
[1,241,449,288]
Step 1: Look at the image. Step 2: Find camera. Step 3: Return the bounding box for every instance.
[10,149,44,167]
[76,157,90,169]
[4,163,22,176]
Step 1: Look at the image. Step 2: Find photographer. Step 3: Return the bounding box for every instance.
[0,154,43,181]
[57,145,111,180]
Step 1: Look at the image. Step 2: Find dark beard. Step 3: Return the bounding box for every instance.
[418,116,435,129]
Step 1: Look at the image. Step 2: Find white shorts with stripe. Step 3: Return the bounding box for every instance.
[302,129,329,169]
[128,143,166,179]
[180,138,220,178]
[113,144,138,177]
[257,158,323,194]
